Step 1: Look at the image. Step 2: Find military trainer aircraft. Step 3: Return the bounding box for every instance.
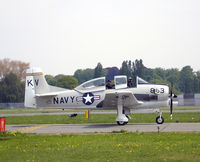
[25,68,176,125]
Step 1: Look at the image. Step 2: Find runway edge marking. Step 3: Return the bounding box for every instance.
[13,124,49,133]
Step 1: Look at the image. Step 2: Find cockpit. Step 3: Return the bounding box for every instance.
[74,75,149,93]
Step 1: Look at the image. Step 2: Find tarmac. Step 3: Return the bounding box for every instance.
[6,123,200,134]
[3,109,200,134]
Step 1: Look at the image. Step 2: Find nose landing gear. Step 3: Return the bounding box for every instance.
[156,116,164,124]
[156,111,164,124]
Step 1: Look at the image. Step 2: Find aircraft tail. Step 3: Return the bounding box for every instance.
[24,68,43,108]
[24,68,66,108]
[24,74,37,108]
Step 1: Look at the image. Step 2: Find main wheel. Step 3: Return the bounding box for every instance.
[156,116,164,124]
[117,121,128,125]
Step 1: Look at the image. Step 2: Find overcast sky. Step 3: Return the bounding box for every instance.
[0,0,200,75]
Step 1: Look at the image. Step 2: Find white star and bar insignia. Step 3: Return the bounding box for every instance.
[76,92,100,105]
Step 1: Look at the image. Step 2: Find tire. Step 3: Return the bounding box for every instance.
[117,121,128,125]
[156,116,164,124]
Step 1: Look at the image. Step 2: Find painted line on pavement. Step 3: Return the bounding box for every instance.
[13,124,49,133]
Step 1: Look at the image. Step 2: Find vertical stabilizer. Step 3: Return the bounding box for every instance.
[24,68,50,108]
[24,75,36,108]
[26,68,50,94]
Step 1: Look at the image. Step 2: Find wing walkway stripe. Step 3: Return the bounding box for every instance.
[13,125,49,133]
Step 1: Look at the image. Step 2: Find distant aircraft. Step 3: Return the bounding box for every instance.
[25,68,177,125]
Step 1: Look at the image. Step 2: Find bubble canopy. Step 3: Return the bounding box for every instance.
[75,77,105,93]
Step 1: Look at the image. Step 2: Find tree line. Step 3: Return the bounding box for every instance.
[0,58,200,103]
[73,59,200,94]
[0,59,29,103]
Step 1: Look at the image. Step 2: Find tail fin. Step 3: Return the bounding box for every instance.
[25,68,47,108]
[24,68,66,108]
[24,68,40,108]
[25,74,36,108]
[26,68,50,94]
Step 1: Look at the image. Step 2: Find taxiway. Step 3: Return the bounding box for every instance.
[6,123,200,134]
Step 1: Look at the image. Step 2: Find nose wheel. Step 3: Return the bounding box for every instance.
[156,116,164,124]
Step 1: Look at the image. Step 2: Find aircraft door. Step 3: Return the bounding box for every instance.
[114,76,127,89]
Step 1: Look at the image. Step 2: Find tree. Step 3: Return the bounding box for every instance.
[133,59,145,79]
[179,66,194,93]
[195,71,200,93]
[56,75,78,89]
[149,78,170,85]
[154,68,166,80]
[0,58,29,80]
[193,75,200,93]
[45,74,78,89]
[74,69,94,84]
[94,63,107,78]
[0,73,24,102]
[120,61,132,78]
[45,75,57,86]
[166,68,180,84]
[106,67,120,81]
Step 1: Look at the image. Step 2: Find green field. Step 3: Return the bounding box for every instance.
[3,112,200,124]
[0,108,78,114]
[1,106,200,124]
[1,107,200,161]
[0,106,200,114]
[0,132,200,162]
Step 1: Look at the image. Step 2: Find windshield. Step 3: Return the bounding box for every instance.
[82,79,105,88]
[75,77,105,93]
[137,77,149,84]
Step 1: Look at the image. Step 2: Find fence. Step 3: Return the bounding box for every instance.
[178,94,200,106]
[0,103,24,109]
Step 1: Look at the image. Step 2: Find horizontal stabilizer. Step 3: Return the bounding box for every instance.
[35,91,63,97]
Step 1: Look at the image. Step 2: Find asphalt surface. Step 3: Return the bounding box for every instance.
[3,109,200,134]
[6,123,200,134]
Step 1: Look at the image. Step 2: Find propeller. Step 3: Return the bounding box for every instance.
[169,83,177,119]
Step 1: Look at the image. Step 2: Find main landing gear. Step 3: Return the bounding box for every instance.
[117,121,128,125]
[116,95,130,125]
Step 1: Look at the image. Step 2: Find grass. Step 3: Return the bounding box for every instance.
[0,131,200,161]
[1,107,200,161]
[161,106,200,110]
[4,112,200,124]
[0,108,79,114]
[0,106,200,114]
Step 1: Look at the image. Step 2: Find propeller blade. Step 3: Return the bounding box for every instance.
[170,97,173,119]
[170,84,173,97]
[170,83,173,119]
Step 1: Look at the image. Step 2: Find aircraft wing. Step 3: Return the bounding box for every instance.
[103,91,143,108]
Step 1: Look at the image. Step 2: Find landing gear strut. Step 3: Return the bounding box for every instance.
[116,95,129,125]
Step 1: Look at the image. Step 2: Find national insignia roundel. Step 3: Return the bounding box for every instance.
[82,92,94,105]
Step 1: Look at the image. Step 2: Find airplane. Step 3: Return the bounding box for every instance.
[25,68,177,125]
